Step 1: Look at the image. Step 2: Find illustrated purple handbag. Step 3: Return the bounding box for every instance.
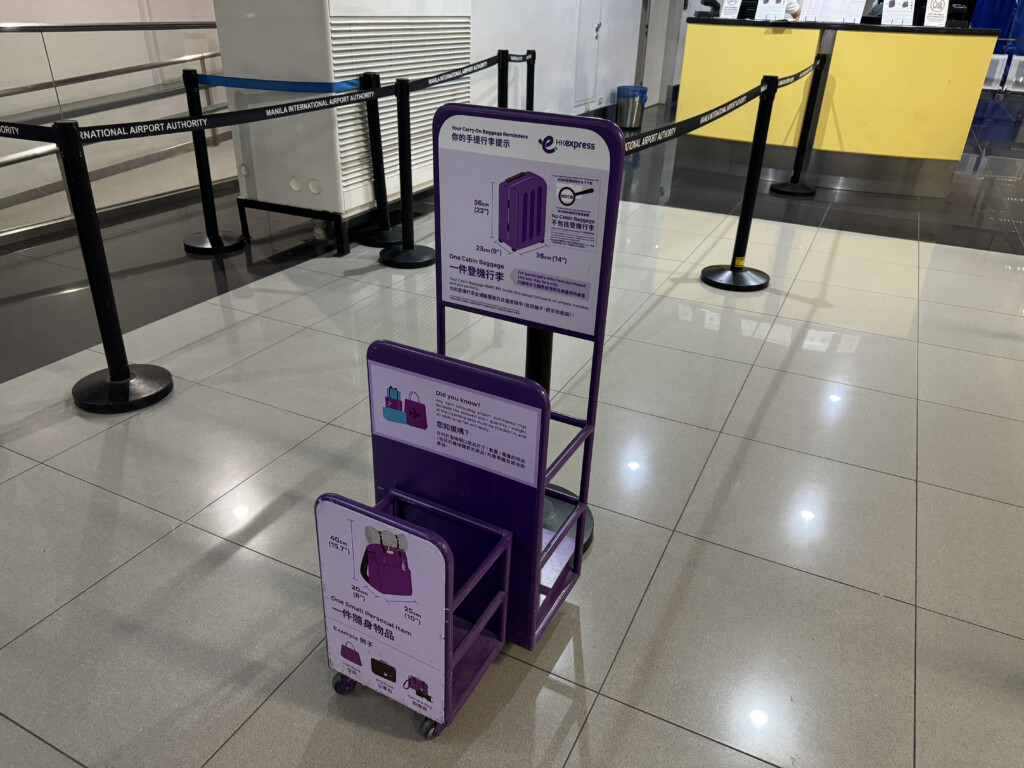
[360,527,413,596]
[404,676,432,701]
[404,391,427,430]
[340,641,362,666]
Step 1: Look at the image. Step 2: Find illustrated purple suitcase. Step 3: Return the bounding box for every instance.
[498,171,546,251]
[340,642,362,666]
[360,528,413,596]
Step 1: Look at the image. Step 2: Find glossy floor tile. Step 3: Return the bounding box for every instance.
[506,506,671,690]
[0,716,80,768]
[203,647,594,768]
[680,435,916,601]
[724,367,917,478]
[917,484,1024,638]
[609,250,680,293]
[617,294,773,364]
[796,252,919,299]
[919,343,1024,421]
[809,227,918,266]
[111,302,302,383]
[0,446,35,485]
[915,610,1024,768]
[757,318,918,397]
[311,290,475,348]
[656,261,795,315]
[918,299,1024,362]
[259,277,383,327]
[779,280,919,340]
[919,266,1024,316]
[47,385,322,521]
[0,464,176,647]
[0,526,323,768]
[549,394,718,529]
[565,696,770,768]
[613,222,706,261]
[190,425,375,576]
[918,401,1024,507]
[622,204,728,235]
[201,329,369,422]
[709,215,817,250]
[603,535,915,768]
[0,350,131,462]
[5,186,1024,767]
[685,236,809,281]
[568,337,749,431]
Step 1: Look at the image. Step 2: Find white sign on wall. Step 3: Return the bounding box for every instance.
[924,0,949,25]
[882,0,915,24]
[754,0,788,20]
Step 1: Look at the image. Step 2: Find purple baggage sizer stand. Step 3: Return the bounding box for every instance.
[433,105,625,649]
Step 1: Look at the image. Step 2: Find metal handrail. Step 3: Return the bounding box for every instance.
[0,22,217,33]
[0,51,221,98]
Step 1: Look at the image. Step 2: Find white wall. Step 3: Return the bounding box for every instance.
[0,1,221,230]
[471,0,642,115]
[642,0,671,105]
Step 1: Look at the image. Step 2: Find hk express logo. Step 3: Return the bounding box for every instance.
[538,135,596,154]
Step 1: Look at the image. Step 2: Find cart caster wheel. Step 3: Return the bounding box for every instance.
[332,672,357,695]
[420,718,438,740]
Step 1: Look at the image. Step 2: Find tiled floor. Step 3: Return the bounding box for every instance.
[1,184,1022,767]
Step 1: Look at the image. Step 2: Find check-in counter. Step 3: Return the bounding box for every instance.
[676,19,998,195]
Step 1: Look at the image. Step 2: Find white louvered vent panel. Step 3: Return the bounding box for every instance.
[330,17,471,201]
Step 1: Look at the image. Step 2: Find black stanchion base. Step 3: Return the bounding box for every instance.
[769,181,816,198]
[72,363,174,414]
[700,265,771,292]
[379,243,436,269]
[543,484,595,553]
[358,226,403,248]
[183,232,246,256]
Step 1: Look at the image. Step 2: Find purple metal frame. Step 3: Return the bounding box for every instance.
[368,340,557,649]
[316,489,511,737]
[431,105,625,648]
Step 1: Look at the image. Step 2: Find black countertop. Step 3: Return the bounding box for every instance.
[687,17,999,35]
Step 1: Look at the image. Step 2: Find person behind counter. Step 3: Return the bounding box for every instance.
[786,0,802,19]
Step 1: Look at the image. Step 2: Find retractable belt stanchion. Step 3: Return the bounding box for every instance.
[497,49,509,109]
[358,71,402,248]
[525,49,536,111]
[379,77,436,269]
[53,120,174,413]
[771,54,827,199]
[700,75,778,293]
[181,69,245,256]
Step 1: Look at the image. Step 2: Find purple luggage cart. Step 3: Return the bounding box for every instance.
[317,488,511,740]
[498,171,546,251]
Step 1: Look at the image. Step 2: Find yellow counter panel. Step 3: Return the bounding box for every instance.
[814,30,995,161]
[676,25,821,147]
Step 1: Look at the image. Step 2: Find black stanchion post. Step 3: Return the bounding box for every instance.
[358,71,402,247]
[701,75,778,292]
[181,69,244,255]
[497,49,510,109]
[516,48,593,550]
[525,49,536,111]
[379,78,435,269]
[771,54,827,198]
[53,120,174,413]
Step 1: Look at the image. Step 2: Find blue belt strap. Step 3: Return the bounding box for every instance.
[196,74,361,93]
